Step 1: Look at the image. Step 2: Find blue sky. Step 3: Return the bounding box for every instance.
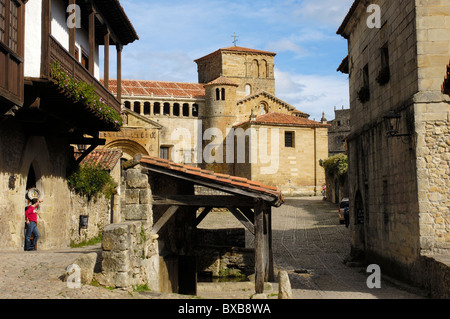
[109,0,354,121]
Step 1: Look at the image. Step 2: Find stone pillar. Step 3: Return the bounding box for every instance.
[97,166,159,290]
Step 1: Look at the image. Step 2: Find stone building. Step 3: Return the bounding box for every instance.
[105,46,329,196]
[328,106,351,156]
[337,0,450,297]
[0,0,138,250]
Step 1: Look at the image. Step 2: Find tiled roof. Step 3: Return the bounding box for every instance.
[195,46,277,62]
[442,60,450,95]
[204,76,239,87]
[103,79,206,99]
[137,155,284,207]
[234,112,329,128]
[76,148,123,170]
[237,90,304,114]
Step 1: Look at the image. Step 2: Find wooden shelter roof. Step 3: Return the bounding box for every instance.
[129,154,284,207]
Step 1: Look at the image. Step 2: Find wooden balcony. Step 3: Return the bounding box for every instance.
[46,35,121,114]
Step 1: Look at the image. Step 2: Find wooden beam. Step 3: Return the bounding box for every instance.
[103,32,110,89]
[116,44,123,101]
[254,199,265,294]
[152,195,255,207]
[88,7,96,74]
[151,205,179,235]
[227,207,255,235]
[68,0,76,57]
[195,206,213,227]
[40,0,51,77]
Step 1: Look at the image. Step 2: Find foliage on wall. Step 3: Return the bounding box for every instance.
[50,62,123,127]
[67,164,117,200]
[320,153,348,184]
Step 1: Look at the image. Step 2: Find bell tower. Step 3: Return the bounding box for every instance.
[195,46,276,99]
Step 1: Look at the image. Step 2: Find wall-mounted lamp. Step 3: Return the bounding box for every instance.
[383,110,411,138]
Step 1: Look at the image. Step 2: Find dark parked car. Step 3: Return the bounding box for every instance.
[338,198,349,224]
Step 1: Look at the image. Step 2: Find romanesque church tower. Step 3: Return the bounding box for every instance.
[195,46,278,174]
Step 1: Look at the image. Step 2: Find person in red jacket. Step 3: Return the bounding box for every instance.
[25,198,43,251]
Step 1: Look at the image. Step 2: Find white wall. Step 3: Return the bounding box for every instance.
[24,0,100,79]
[24,0,42,78]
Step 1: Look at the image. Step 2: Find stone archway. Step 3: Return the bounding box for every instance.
[105,139,150,160]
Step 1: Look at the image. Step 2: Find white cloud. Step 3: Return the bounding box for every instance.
[275,68,349,121]
[298,0,355,27]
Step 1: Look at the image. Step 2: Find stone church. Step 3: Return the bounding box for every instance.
[103,46,329,196]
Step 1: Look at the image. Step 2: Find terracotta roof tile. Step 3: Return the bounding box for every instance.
[234,112,330,128]
[76,148,123,170]
[101,79,206,99]
[138,155,284,206]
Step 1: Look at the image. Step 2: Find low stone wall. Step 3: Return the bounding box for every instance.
[96,221,159,289]
[96,167,159,290]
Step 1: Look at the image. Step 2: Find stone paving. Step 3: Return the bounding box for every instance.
[0,197,428,299]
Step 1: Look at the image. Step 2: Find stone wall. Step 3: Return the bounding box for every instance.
[96,167,159,289]
[416,113,450,254]
[235,124,328,196]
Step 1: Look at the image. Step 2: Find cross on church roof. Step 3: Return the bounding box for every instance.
[231,32,239,46]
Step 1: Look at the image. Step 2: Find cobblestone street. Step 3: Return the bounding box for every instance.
[0,197,428,299]
[271,197,427,299]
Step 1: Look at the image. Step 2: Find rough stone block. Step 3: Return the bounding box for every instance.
[123,204,150,221]
[125,169,149,189]
[102,250,130,272]
[102,224,130,251]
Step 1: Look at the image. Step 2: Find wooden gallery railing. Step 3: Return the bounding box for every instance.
[47,35,121,114]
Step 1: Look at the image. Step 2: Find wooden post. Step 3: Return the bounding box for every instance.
[40,0,51,77]
[103,32,110,89]
[116,44,123,101]
[254,199,265,294]
[68,0,76,57]
[88,7,96,74]
[267,205,274,281]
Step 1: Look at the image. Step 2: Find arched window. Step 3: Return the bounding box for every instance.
[261,59,267,78]
[192,104,198,117]
[221,88,225,101]
[182,103,189,117]
[245,84,252,96]
[133,102,141,114]
[163,102,170,115]
[216,88,220,101]
[124,101,131,109]
[252,59,259,78]
[144,102,151,115]
[153,102,160,115]
[173,103,180,116]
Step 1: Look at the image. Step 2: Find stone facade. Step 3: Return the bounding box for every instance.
[103,46,326,196]
[338,0,450,297]
[328,107,351,156]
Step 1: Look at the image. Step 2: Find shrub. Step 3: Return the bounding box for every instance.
[320,154,348,185]
[67,164,117,200]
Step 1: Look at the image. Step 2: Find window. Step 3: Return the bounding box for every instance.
[160,147,170,160]
[0,0,20,53]
[192,104,198,117]
[285,131,294,148]
[8,0,18,52]
[363,64,369,88]
[0,0,6,43]
[216,88,220,101]
[221,88,225,100]
[245,84,251,96]
[144,102,151,115]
